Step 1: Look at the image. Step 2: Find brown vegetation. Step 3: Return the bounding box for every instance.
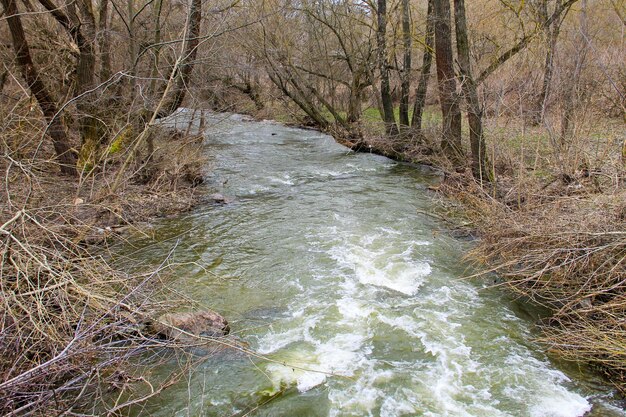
[1,0,625,412]
[0,0,222,412]
[0,115,210,414]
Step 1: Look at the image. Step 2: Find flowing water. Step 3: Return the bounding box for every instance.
[117,110,623,416]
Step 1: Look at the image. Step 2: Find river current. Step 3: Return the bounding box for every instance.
[117,110,623,416]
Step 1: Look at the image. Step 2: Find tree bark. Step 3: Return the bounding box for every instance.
[98,0,111,81]
[73,0,100,168]
[454,0,492,182]
[531,0,563,125]
[411,0,435,135]
[2,0,76,175]
[376,0,399,136]
[38,0,100,169]
[347,79,365,124]
[149,0,164,96]
[399,0,412,128]
[433,0,463,164]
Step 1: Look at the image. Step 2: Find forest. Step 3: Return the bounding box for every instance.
[1,0,625,414]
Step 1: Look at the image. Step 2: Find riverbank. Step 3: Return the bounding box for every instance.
[0,121,216,414]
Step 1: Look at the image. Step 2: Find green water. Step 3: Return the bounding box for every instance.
[116,111,623,417]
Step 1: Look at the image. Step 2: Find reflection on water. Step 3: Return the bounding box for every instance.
[116,110,623,417]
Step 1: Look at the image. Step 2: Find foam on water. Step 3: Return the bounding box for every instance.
[256,222,595,415]
[328,233,433,296]
[267,175,295,186]
[263,331,371,393]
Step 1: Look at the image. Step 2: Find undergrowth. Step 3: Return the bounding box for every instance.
[0,107,213,415]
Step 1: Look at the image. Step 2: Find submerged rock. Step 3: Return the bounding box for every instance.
[153,310,230,343]
[209,193,234,204]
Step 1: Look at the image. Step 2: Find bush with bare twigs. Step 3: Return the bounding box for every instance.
[438,165,626,391]
[0,104,213,415]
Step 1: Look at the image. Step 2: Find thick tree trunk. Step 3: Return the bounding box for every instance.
[73,0,100,169]
[454,0,492,182]
[376,0,399,136]
[2,0,76,175]
[433,0,463,165]
[158,0,202,118]
[347,80,364,124]
[399,0,412,128]
[38,0,100,169]
[411,0,435,135]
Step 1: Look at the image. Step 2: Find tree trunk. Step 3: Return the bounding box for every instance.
[454,0,492,182]
[73,0,100,169]
[149,0,164,96]
[399,0,412,128]
[433,0,463,165]
[266,69,329,129]
[158,0,202,118]
[98,0,111,81]
[0,70,8,94]
[347,79,364,124]
[2,0,76,175]
[127,0,137,92]
[560,0,588,146]
[532,0,562,126]
[376,0,399,136]
[411,0,435,136]
[38,0,100,169]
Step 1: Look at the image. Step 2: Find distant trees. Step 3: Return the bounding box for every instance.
[246,0,378,139]
[2,0,622,182]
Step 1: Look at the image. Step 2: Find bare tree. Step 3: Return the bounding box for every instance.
[2,0,77,175]
[399,0,412,129]
[376,0,399,136]
[433,0,463,164]
[411,0,435,136]
[454,0,492,181]
[475,0,579,85]
[531,0,571,125]
[158,0,203,118]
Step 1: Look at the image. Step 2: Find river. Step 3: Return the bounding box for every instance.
[115,110,623,416]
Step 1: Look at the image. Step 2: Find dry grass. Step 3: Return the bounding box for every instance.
[0,103,217,415]
[0,204,166,415]
[472,191,626,388]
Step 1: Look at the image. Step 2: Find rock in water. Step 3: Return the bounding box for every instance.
[209,193,234,204]
[154,310,230,343]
